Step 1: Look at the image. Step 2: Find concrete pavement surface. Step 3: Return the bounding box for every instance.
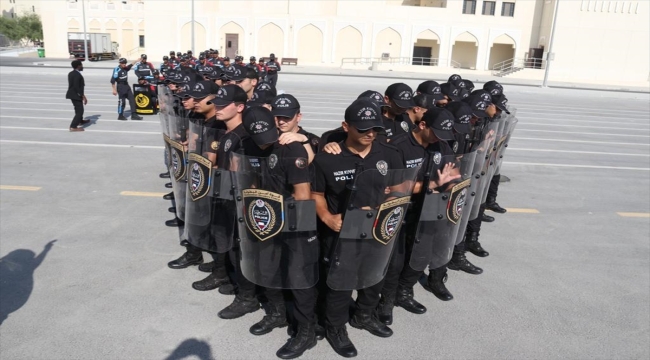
[0,66,649,360]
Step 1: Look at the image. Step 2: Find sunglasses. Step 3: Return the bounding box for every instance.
[356,127,383,134]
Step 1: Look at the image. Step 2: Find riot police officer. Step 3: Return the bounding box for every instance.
[265,53,281,87]
[271,94,320,153]
[110,57,143,120]
[133,54,155,82]
[382,83,416,138]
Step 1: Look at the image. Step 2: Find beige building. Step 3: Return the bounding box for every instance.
[39,0,649,86]
[0,0,40,18]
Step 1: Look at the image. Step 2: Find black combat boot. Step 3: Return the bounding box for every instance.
[375,293,395,325]
[163,192,174,200]
[191,273,230,291]
[325,325,357,358]
[117,114,127,121]
[486,196,507,213]
[131,114,143,120]
[217,294,260,319]
[448,248,483,275]
[167,250,202,269]
[198,261,215,273]
[249,302,289,335]
[423,269,453,301]
[276,323,317,359]
[288,322,325,340]
[349,309,393,338]
[395,286,426,314]
[481,213,495,222]
[465,231,489,257]
[159,171,170,178]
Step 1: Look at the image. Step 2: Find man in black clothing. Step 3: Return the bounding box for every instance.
[66,60,88,132]
[382,83,416,138]
[265,53,281,87]
[272,94,320,154]
[111,57,143,120]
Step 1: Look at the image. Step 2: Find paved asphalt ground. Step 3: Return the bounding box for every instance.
[0,66,649,360]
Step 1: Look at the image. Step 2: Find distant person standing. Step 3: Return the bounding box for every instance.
[265,53,281,87]
[110,57,143,121]
[65,60,88,132]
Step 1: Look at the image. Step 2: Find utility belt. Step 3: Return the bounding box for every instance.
[116,82,129,86]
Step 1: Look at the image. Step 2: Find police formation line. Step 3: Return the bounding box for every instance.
[108,50,280,120]
[155,64,518,359]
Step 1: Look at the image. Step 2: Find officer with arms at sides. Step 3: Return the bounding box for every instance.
[133,54,155,82]
[312,98,406,358]
[66,59,89,132]
[382,83,416,138]
[265,53,282,87]
[111,57,143,121]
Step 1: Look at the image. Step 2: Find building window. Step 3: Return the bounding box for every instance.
[106,2,115,10]
[462,0,477,14]
[139,35,145,48]
[123,2,132,11]
[482,1,496,15]
[68,1,78,10]
[89,1,99,10]
[502,2,515,17]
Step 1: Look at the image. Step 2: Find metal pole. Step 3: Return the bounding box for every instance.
[191,0,195,54]
[81,0,88,61]
[542,0,560,87]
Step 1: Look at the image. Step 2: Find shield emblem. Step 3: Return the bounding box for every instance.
[163,134,172,168]
[188,153,212,201]
[372,196,410,245]
[168,139,187,182]
[242,189,285,241]
[447,179,470,224]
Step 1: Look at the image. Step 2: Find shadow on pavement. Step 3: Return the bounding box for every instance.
[81,114,102,128]
[164,338,214,360]
[0,239,57,326]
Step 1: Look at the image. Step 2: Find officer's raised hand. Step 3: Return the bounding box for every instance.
[434,162,461,189]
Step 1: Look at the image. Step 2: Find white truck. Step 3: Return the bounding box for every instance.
[68,32,119,61]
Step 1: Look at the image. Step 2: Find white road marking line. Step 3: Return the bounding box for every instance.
[516,129,650,138]
[512,137,650,146]
[503,161,650,171]
[0,126,159,135]
[0,139,163,149]
[0,115,159,123]
[519,122,649,131]
[508,148,650,157]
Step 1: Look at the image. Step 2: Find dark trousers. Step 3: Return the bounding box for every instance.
[70,99,84,128]
[266,73,278,87]
[185,244,228,278]
[398,233,424,290]
[487,174,500,200]
[325,282,383,327]
[117,84,136,115]
[382,231,406,297]
[229,246,257,298]
[265,287,317,325]
[467,203,486,234]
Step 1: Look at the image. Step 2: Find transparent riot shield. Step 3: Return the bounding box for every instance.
[495,111,518,175]
[478,114,509,205]
[167,107,190,221]
[183,121,237,253]
[454,137,490,246]
[157,85,172,170]
[468,119,500,220]
[231,153,319,289]
[327,167,420,291]
[410,151,476,271]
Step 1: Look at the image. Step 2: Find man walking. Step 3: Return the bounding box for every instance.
[66,60,88,132]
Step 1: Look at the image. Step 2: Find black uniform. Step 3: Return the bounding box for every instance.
[111,64,137,117]
[265,59,281,87]
[312,140,404,327]
[382,113,413,139]
[297,126,320,154]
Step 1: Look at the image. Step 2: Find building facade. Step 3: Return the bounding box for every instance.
[39,0,649,86]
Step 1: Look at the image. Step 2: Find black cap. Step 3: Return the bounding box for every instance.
[206,68,223,80]
[357,90,389,108]
[422,109,455,141]
[188,80,220,99]
[169,50,175,55]
[163,55,169,61]
[141,54,147,59]
[470,89,492,103]
[211,84,248,106]
[270,53,275,58]
[483,80,504,96]
[176,52,182,56]
[445,102,473,134]
[255,82,277,96]
[440,82,462,102]
[416,81,444,101]
[385,83,416,109]
[492,94,510,114]
[463,80,475,92]
[118,58,127,64]
[187,50,192,54]
[344,98,384,131]
[250,56,256,60]
[242,106,279,146]
[272,94,301,118]
[199,55,205,61]
[173,82,193,98]
[448,74,462,82]
[223,56,230,61]
[463,95,491,118]
[247,89,276,108]
[413,93,431,109]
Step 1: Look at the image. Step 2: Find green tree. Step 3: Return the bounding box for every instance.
[0,13,42,46]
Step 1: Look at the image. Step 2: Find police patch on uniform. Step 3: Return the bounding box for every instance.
[433,152,442,165]
[453,141,459,153]
[376,160,388,176]
[211,141,219,150]
[242,189,284,241]
[224,139,232,152]
[372,196,410,245]
[447,179,470,224]
[269,154,278,169]
[311,137,319,147]
[400,121,410,132]
[295,157,307,169]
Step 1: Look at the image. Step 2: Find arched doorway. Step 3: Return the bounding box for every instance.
[451,31,478,69]
[219,21,245,58]
[413,29,441,66]
[334,26,362,63]
[67,19,80,33]
[257,23,284,59]
[105,20,118,53]
[374,27,401,59]
[296,24,323,64]
[88,19,101,32]
[488,34,516,69]
[180,21,206,54]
